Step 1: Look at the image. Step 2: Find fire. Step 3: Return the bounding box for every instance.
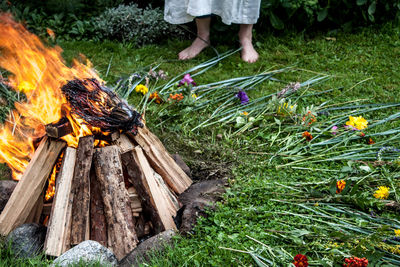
[0,14,103,180]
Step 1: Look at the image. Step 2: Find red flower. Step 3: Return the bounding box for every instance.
[343,256,368,267]
[302,131,313,141]
[293,254,308,267]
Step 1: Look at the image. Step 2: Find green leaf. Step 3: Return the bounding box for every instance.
[317,8,328,22]
[368,2,377,15]
[268,11,284,30]
[357,0,367,5]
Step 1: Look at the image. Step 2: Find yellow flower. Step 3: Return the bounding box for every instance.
[346,115,368,130]
[395,229,400,237]
[373,186,390,199]
[241,111,249,116]
[192,93,198,99]
[135,84,148,95]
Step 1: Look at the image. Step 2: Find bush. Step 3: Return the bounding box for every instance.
[258,0,400,31]
[94,3,184,46]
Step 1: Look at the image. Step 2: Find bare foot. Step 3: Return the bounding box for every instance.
[240,40,259,63]
[178,37,210,60]
[238,24,259,63]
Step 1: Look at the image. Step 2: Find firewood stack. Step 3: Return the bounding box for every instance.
[0,79,192,260]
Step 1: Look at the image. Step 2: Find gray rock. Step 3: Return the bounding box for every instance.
[6,223,47,259]
[172,153,191,178]
[119,230,176,267]
[52,240,117,267]
[0,180,17,213]
[178,179,226,234]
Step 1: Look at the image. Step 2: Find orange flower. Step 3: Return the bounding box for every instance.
[168,93,184,102]
[367,138,375,145]
[149,91,162,104]
[302,131,313,141]
[336,180,346,194]
[302,111,317,126]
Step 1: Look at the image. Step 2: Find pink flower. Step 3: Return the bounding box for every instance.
[332,126,338,135]
[178,73,196,87]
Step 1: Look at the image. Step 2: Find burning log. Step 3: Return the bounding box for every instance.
[94,145,138,260]
[45,117,73,138]
[0,137,66,235]
[70,136,94,245]
[44,147,76,256]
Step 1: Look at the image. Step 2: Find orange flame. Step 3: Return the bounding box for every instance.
[0,14,103,180]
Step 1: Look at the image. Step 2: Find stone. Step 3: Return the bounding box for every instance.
[0,180,17,213]
[51,240,117,267]
[172,153,191,178]
[177,179,226,234]
[6,223,47,259]
[119,230,176,267]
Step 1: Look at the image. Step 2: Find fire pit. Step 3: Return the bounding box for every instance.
[0,14,192,260]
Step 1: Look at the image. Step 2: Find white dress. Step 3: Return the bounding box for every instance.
[164,0,261,25]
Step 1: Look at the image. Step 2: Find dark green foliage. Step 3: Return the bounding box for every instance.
[258,0,400,31]
[94,4,184,45]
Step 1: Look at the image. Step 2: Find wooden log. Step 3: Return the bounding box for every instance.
[45,117,73,138]
[152,169,179,215]
[90,168,107,247]
[121,150,163,234]
[114,134,135,154]
[44,147,76,256]
[70,136,94,245]
[128,126,192,194]
[42,203,53,216]
[25,190,44,224]
[123,146,177,233]
[94,145,138,260]
[0,137,66,235]
[94,131,120,143]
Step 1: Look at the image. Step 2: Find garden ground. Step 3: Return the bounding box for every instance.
[1,24,400,266]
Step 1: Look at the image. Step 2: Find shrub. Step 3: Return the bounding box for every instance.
[94,3,184,46]
[258,0,400,31]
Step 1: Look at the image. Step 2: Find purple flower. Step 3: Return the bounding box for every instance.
[236,90,249,105]
[178,73,196,87]
[331,126,338,135]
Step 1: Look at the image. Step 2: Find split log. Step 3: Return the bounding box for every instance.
[94,131,120,143]
[122,146,177,233]
[94,145,138,260]
[114,134,135,154]
[128,126,192,194]
[152,170,179,215]
[25,190,45,225]
[128,187,142,213]
[44,147,76,256]
[90,168,107,247]
[70,136,94,245]
[0,137,65,235]
[45,117,73,138]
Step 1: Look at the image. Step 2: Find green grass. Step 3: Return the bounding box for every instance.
[1,24,400,265]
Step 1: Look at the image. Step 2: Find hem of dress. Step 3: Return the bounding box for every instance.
[165,15,259,25]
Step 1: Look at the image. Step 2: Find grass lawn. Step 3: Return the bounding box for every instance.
[1,24,400,266]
